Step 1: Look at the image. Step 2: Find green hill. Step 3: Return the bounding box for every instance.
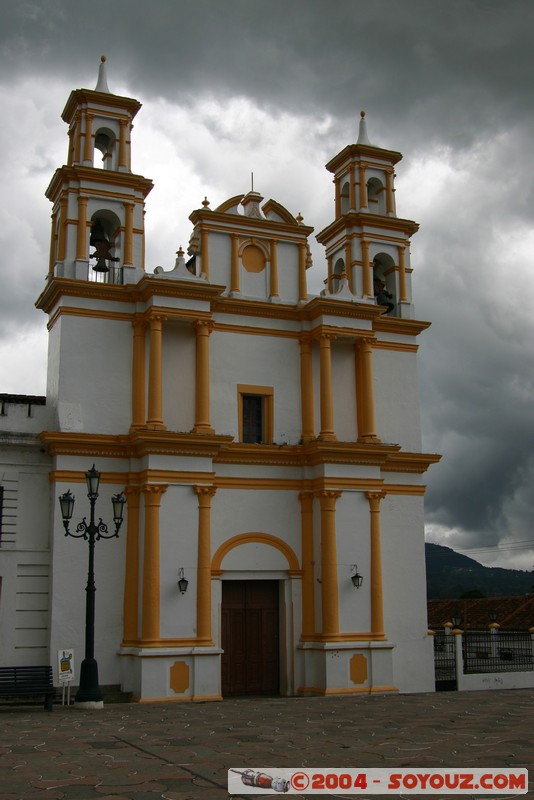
[425,542,534,599]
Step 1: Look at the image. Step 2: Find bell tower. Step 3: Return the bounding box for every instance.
[46,56,153,284]
[317,112,418,319]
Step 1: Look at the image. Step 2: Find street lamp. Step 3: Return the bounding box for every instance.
[58,465,126,708]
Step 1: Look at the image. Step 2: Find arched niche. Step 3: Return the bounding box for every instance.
[372,251,397,314]
[94,126,117,170]
[340,179,350,215]
[367,177,386,215]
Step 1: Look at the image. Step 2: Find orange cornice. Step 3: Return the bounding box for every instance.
[325,143,403,173]
[45,165,153,202]
[373,317,431,337]
[316,212,419,244]
[189,207,314,238]
[62,88,142,124]
[35,275,226,315]
[38,429,439,477]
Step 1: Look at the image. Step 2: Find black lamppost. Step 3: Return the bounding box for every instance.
[59,465,125,707]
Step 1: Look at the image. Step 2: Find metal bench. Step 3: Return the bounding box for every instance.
[0,666,55,711]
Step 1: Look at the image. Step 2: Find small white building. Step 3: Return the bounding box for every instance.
[0,60,440,701]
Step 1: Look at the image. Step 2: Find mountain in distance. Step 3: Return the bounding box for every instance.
[425,542,534,600]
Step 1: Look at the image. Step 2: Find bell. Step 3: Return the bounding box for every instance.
[90,220,107,247]
[93,258,110,273]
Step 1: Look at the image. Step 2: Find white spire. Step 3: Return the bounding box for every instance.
[357,110,371,145]
[95,56,110,93]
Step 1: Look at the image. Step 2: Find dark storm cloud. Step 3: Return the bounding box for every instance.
[1,0,533,568]
[2,0,533,150]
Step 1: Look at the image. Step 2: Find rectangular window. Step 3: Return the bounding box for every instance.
[238,385,274,444]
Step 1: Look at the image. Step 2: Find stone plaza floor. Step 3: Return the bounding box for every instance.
[0,688,533,799]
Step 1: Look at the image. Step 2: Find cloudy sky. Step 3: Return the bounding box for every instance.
[1,0,533,572]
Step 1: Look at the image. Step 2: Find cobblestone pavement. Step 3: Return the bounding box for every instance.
[0,689,533,800]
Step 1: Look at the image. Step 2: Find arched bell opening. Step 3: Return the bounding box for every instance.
[367,177,386,215]
[372,252,396,315]
[332,257,346,294]
[89,209,122,283]
[94,127,117,171]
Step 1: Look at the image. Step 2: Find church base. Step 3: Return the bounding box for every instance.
[296,640,397,696]
[118,646,223,702]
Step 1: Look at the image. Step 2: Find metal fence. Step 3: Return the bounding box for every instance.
[433,630,456,685]
[463,631,534,674]
[88,265,124,284]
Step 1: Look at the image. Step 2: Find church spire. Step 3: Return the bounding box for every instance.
[357,110,371,145]
[95,55,111,93]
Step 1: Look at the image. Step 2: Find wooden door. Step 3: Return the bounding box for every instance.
[221,580,280,696]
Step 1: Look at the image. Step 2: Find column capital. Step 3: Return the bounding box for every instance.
[366,490,386,510]
[124,485,141,499]
[194,484,217,499]
[142,484,168,503]
[193,319,214,334]
[315,489,342,501]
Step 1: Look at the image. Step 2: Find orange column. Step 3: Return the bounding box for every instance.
[123,202,134,267]
[318,333,336,441]
[269,239,279,300]
[358,163,368,210]
[318,490,341,637]
[356,337,379,443]
[147,314,166,429]
[57,197,68,262]
[230,233,240,294]
[141,484,167,643]
[334,177,341,218]
[193,321,214,434]
[131,317,146,429]
[299,335,315,443]
[361,239,372,298]
[299,492,315,638]
[344,239,354,293]
[366,491,386,637]
[349,162,356,210]
[397,245,408,302]
[122,486,141,645]
[386,168,395,215]
[48,212,57,277]
[298,242,308,302]
[83,112,94,164]
[201,228,209,279]
[73,111,82,164]
[119,118,128,169]
[194,485,216,643]
[76,196,88,260]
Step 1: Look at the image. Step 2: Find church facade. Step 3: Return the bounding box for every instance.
[0,61,440,701]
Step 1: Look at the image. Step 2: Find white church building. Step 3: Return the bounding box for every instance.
[0,60,440,702]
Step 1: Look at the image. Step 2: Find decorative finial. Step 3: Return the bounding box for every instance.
[357,109,371,145]
[296,212,304,225]
[177,246,184,257]
[95,56,111,93]
[202,196,210,208]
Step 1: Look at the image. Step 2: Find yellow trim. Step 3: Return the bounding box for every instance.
[212,532,300,572]
[140,484,167,643]
[299,336,315,442]
[123,201,134,266]
[298,242,308,301]
[122,485,141,644]
[356,337,379,443]
[146,314,166,429]
[230,232,240,294]
[269,238,279,299]
[194,485,216,642]
[193,320,214,434]
[317,490,341,637]
[76,196,88,260]
[131,317,146,429]
[237,384,274,443]
[299,492,315,638]
[169,661,190,694]
[374,340,418,353]
[318,334,336,441]
[367,491,385,637]
[297,685,397,696]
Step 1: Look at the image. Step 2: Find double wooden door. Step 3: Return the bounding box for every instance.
[221,580,280,696]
